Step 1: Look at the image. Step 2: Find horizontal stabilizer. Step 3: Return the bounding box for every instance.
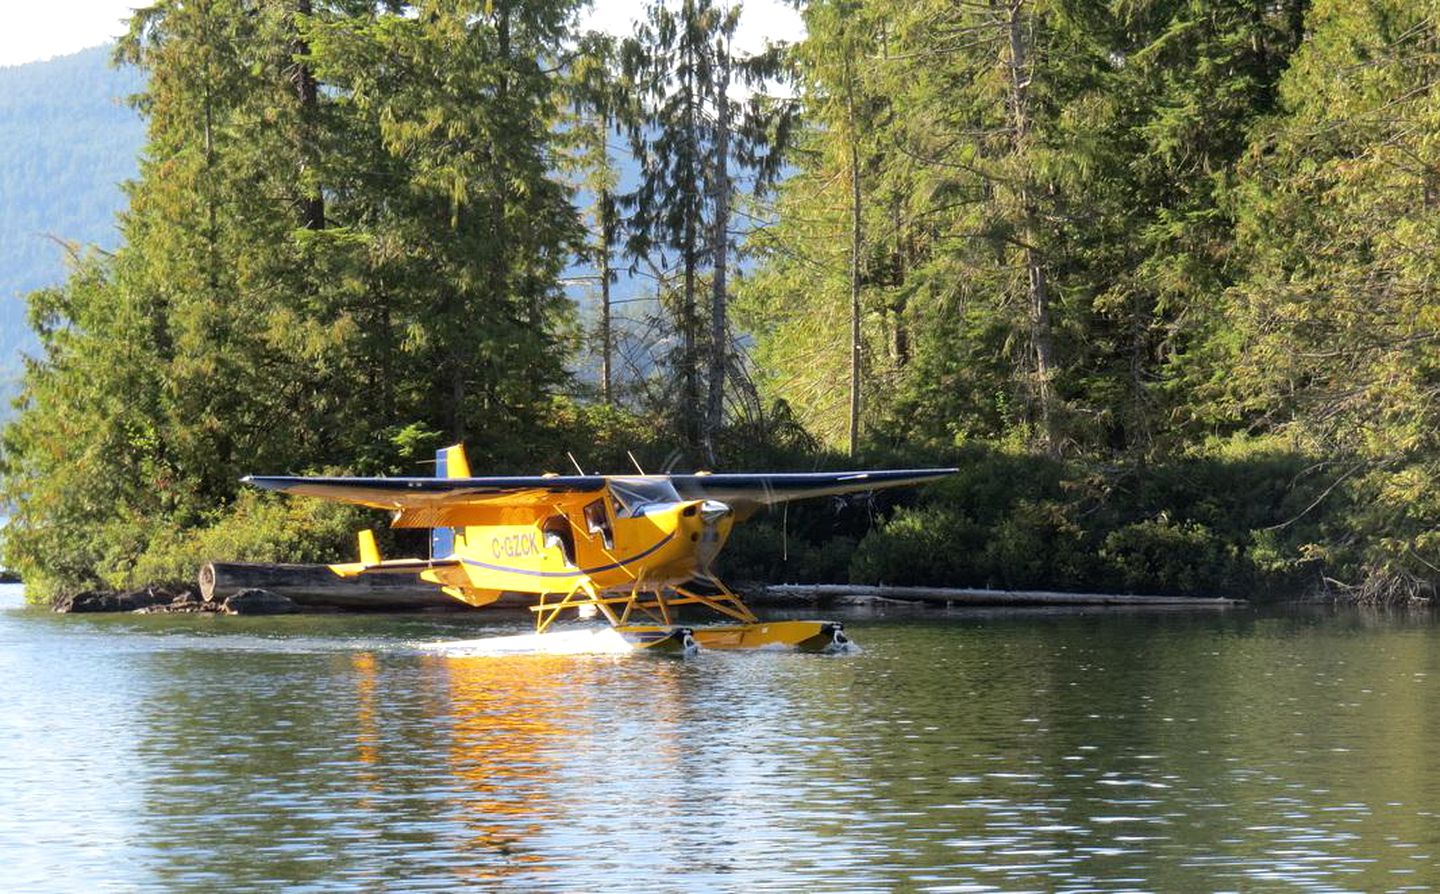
[329,557,462,577]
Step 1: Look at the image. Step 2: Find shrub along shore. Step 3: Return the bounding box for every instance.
[722,443,1428,606]
[27,439,1431,610]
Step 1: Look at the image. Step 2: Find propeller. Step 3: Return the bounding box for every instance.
[694,500,733,573]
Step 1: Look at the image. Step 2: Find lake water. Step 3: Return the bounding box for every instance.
[2,582,1438,892]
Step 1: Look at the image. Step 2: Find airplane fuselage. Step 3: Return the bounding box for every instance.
[422,495,735,607]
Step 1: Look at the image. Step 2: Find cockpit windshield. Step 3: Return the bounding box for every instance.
[609,477,682,518]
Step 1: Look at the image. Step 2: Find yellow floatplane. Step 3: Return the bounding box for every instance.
[244,445,953,655]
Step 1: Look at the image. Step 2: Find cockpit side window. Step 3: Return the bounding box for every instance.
[541,516,576,566]
[583,499,614,549]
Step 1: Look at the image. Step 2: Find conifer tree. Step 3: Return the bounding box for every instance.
[622,0,791,457]
[737,0,883,453]
[565,31,630,405]
[1,0,587,595]
[1224,0,1440,595]
[305,0,582,451]
[745,0,1306,457]
[623,0,712,447]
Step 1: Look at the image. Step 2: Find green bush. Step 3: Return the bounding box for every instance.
[1098,517,1238,596]
[982,499,1094,589]
[844,440,1349,598]
[120,491,376,590]
[849,445,1082,589]
[849,504,990,586]
[718,518,858,584]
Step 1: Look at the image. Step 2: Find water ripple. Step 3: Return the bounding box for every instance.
[2,590,1439,891]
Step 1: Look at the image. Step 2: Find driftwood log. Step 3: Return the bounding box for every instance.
[197,564,1242,613]
[760,583,1242,607]
[199,562,469,611]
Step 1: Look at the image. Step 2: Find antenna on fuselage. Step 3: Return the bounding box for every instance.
[627,451,647,475]
[566,451,587,476]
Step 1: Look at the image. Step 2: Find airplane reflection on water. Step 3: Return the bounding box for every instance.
[439,653,573,882]
[341,643,868,886]
[349,648,691,883]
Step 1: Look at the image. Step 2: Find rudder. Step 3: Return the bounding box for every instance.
[430,444,471,559]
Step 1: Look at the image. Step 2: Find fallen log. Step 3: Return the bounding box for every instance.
[760,583,1242,607]
[199,562,471,611]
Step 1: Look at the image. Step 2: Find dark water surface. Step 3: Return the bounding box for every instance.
[2,583,1438,892]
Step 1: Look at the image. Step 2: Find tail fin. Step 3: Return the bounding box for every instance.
[436,443,472,478]
[358,529,381,566]
[430,444,470,558]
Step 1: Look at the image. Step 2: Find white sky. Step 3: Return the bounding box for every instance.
[0,0,137,67]
[0,0,805,69]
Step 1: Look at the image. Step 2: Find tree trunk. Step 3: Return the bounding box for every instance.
[600,186,614,404]
[203,61,218,294]
[1026,239,1057,451]
[294,0,324,230]
[681,33,701,449]
[451,352,466,441]
[706,46,732,462]
[1004,0,1058,455]
[683,221,699,446]
[847,56,863,458]
[595,99,615,405]
[762,583,1242,607]
[891,199,910,368]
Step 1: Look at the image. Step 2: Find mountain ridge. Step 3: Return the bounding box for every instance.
[0,46,145,416]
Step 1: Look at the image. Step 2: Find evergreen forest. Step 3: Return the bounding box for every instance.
[3,0,1439,606]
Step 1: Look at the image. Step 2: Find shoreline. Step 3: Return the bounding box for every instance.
[44,574,1250,615]
[27,563,1434,615]
[24,578,1437,615]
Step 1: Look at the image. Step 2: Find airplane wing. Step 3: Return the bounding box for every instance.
[243,467,955,524]
[242,474,608,526]
[243,474,607,505]
[670,468,956,516]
